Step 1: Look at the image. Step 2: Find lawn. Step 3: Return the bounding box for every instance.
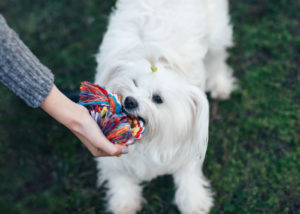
[0,0,299,213]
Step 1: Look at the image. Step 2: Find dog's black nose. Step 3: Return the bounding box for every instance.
[124,96,138,110]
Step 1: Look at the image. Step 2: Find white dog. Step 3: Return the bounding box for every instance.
[94,0,235,213]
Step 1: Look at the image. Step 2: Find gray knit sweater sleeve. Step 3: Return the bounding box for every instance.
[0,15,54,108]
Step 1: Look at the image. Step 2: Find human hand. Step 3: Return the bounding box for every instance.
[41,85,128,157]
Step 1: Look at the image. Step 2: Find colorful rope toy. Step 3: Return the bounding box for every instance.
[78,81,145,145]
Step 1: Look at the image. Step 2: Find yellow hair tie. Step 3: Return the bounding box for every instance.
[151,66,157,73]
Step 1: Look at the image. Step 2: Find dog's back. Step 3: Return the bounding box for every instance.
[95,0,232,89]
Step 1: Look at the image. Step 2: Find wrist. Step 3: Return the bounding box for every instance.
[41,85,86,130]
[65,104,90,134]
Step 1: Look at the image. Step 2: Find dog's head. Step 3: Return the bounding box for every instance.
[102,59,209,157]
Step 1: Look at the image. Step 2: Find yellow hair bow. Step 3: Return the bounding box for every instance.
[151,66,158,73]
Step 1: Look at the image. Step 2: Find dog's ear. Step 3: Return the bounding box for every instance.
[189,87,209,162]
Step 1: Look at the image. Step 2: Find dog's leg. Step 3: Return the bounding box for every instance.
[105,173,144,214]
[204,49,236,100]
[173,162,213,214]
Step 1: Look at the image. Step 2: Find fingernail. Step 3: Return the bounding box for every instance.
[121,147,129,154]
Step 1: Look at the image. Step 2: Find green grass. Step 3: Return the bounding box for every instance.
[0,0,299,213]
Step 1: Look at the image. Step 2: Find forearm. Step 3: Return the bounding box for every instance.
[40,85,84,129]
[0,14,54,108]
[0,15,126,157]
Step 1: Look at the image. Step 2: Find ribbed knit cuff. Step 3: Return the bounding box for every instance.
[0,15,54,108]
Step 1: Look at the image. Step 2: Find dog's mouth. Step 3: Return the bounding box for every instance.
[122,107,146,125]
[137,116,146,125]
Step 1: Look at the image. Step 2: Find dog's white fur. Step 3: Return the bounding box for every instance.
[94,0,235,213]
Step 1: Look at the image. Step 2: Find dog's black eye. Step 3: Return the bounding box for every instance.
[133,79,138,87]
[152,94,163,104]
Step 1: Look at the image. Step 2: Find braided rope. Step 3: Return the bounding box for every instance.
[78,81,145,145]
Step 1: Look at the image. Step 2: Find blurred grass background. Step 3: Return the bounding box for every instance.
[0,0,299,213]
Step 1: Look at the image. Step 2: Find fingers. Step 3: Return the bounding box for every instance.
[90,144,128,157]
[75,131,128,157]
[87,143,109,157]
[67,102,129,157]
[80,114,129,156]
[94,143,128,157]
[96,138,128,156]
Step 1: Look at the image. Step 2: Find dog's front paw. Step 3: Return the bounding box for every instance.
[174,169,213,214]
[175,192,213,214]
[109,200,143,214]
[106,175,144,214]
